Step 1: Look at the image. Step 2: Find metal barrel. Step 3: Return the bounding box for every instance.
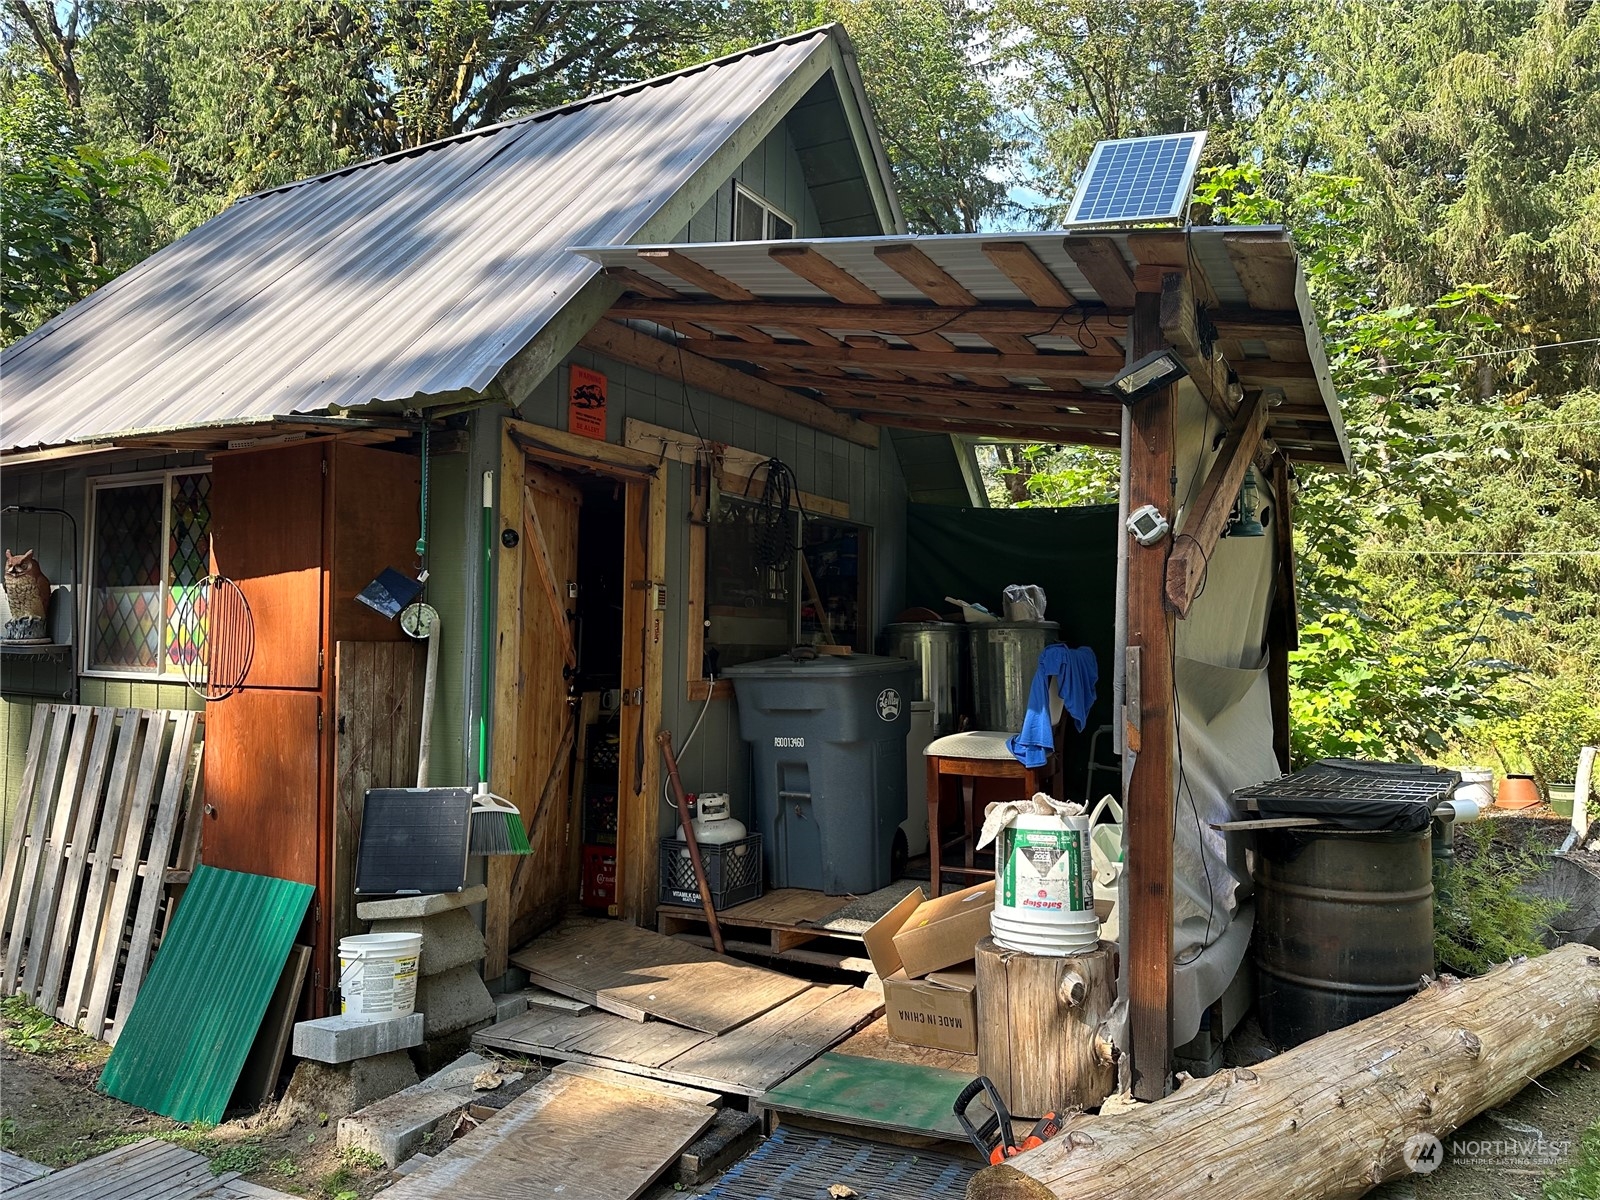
[884,622,964,735]
[968,621,1060,734]
[1253,828,1435,1048]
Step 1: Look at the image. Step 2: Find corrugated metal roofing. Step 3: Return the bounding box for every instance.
[0,31,839,453]
[99,865,313,1123]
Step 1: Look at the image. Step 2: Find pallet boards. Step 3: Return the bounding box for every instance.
[3,1137,296,1199]
[476,983,883,1097]
[510,917,810,1034]
[380,1069,717,1200]
[0,706,202,1042]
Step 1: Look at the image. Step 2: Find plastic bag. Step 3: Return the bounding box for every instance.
[1002,583,1048,621]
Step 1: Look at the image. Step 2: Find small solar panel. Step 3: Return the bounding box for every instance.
[1066,132,1208,227]
[354,787,472,895]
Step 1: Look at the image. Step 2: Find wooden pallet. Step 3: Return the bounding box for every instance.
[656,888,876,972]
[4,1137,296,1199]
[0,706,202,1042]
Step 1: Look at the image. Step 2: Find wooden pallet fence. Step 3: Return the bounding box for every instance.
[0,705,203,1042]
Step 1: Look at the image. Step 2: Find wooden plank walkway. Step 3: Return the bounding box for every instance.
[0,1150,51,1190]
[656,888,881,973]
[510,917,811,1034]
[476,983,883,1097]
[379,1069,716,1200]
[2,1138,295,1199]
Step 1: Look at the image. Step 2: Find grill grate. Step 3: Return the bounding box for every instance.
[1234,759,1460,833]
[706,1126,975,1199]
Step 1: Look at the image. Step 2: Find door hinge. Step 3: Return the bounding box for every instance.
[312,899,322,926]
[318,707,324,734]
[318,647,325,671]
[621,688,644,707]
[321,457,329,477]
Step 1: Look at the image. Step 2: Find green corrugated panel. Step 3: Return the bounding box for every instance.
[100,865,313,1123]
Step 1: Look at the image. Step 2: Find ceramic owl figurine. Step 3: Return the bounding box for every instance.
[3,549,52,643]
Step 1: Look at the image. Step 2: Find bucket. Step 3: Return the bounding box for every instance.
[1453,767,1493,812]
[991,811,1099,956]
[339,932,422,1018]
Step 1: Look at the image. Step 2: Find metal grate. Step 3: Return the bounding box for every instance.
[706,1126,974,1200]
[1235,759,1460,833]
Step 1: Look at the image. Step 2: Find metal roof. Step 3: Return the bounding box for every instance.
[574,228,1350,466]
[0,30,855,454]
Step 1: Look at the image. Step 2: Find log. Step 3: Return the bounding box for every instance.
[975,939,1116,1119]
[967,944,1600,1200]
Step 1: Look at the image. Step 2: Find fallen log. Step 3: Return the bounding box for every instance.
[968,943,1600,1200]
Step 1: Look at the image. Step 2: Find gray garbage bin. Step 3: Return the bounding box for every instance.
[723,651,915,894]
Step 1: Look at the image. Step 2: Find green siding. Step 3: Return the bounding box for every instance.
[680,119,825,241]
[423,450,470,786]
[100,864,313,1123]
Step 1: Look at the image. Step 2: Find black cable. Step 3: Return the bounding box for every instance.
[745,457,803,574]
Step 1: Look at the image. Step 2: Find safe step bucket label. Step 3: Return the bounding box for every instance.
[1001,827,1092,912]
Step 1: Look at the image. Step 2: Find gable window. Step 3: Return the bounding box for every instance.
[85,469,211,676]
[733,182,795,241]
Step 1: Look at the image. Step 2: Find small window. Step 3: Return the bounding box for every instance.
[86,470,211,676]
[801,519,871,652]
[732,183,796,242]
[705,494,798,669]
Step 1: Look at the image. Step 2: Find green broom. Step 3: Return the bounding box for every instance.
[470,469,531,857]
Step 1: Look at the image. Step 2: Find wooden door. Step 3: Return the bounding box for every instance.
[209,442,325,690]
[494,464,582,952]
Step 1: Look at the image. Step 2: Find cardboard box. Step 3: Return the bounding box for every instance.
[880,966,978,1054]
[863,883,992,1054]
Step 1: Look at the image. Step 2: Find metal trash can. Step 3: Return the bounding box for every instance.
[723,650,916,894]
[969,620,1059,733]
[884,621,964,734]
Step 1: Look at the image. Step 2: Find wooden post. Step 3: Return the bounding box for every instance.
[1124,286,1177,1101]
[975,938,1116,1118]
[1266,459,1297,774]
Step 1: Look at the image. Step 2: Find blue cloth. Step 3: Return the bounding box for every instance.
[1007,644,1099,768]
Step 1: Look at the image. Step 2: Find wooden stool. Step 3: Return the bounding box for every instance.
[924,731,1055,897]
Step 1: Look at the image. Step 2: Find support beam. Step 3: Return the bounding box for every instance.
[1064,237,1136,308]
[768,245,884,305]
[1124,288,1176,1102]
[750,370,1105,409]
[1164,388,1268,618]
[983,242,1079,308]
[688,339,1124,380]
[1159,271,1239,424]
[578,320,877,448]
[607,297,1129,340]
[827,394,1122,429]
[1223,233,1298,310]
[875,244,979,306]
[863,412,1120,446]
[604,266,683,300]
[636,250,756,301]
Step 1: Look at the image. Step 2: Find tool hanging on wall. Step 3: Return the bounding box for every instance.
[657,729,724,953]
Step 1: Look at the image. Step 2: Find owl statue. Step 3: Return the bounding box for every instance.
[3,549,52,643]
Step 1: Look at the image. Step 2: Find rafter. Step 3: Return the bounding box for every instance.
[875,244,978,305]
[1063,237,1136,308]
[750,369,1103,408]
[607,297,1127,340]
[768,245,884,305]
[686,339,1125,380]
[818,393,1120,428]
[862,412,1121,446]
[983,241,1079,307]
[635,249,755,301]
[604,266,682,299]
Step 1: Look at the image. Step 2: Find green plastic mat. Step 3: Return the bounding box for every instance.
[758,1052,974,1140]
[100,865,313,1123]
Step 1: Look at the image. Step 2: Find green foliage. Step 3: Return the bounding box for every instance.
[339,1145,388,1170]
[981,442,1119,508]
[1433,822,1562,976]
[0,995,105,1059]
[207,1141,264,1176]
[1544,1123,1600,1200]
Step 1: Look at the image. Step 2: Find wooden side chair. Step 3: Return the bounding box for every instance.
[923,730,1065,896]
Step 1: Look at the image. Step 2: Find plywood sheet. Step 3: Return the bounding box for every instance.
[758,1052,973,1141]
[379,1070,715,1200]
[475,983,883,1098]
[510,917,811,1034]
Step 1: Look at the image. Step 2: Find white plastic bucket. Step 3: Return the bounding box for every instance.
[339,932,422,1018]
[992,811,1100,956]
[1453,767,1494,812]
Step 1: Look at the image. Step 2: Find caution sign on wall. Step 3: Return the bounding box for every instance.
[568,365,608,440]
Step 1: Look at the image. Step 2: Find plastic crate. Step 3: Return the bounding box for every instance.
[581,844,617,913]
[658,833,763,910]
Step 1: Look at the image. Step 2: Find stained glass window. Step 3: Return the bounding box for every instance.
[87,471,210,674]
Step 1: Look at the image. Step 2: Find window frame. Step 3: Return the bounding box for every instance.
[731,181,797,242]
[80,466,212,682]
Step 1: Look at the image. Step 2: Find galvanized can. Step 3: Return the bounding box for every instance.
[968,620,1060,734]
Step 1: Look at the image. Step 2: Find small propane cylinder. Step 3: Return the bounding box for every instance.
[675,792,749,856]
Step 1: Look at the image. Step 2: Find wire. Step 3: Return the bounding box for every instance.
[662,672,716,813]
[745,458,803,574]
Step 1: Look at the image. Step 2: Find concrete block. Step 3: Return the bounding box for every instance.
[493,991,528,1023]
[415,963,495,1039]
[368,908,486,976]
[338,1053,507,1166]
[356,884,488,922]
[279,1051,419,1123]
[292,1012,424,1064]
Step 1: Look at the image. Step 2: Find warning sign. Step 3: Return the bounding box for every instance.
[568,365,608,440]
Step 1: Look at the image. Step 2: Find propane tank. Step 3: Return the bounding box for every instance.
[676,793,748,853]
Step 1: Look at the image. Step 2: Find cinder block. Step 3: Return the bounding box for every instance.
[356,884,488,922]
[279,1051,419,1123]
[368,907,486,976]
[415,963,495,1039]
[338,1053,510,1166]
[292,1012,424,1064]
[493,991,529,1023]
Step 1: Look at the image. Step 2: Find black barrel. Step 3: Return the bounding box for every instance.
[1253,827,1434,1048]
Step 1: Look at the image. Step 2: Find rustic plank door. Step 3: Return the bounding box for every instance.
[496,464,582,954]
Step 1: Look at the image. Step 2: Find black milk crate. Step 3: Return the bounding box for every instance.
[658,833,763,910]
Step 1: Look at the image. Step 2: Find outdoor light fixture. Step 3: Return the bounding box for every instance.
[1107,348,1187,404]
[1225,467,1267,538]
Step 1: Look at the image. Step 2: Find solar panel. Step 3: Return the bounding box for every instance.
[1066,132,1208,227]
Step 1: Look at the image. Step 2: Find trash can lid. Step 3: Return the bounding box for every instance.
[721,650,917,679]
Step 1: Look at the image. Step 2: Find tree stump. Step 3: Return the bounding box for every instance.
[975,937,1116,1118]
[967,943,1600,1200]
